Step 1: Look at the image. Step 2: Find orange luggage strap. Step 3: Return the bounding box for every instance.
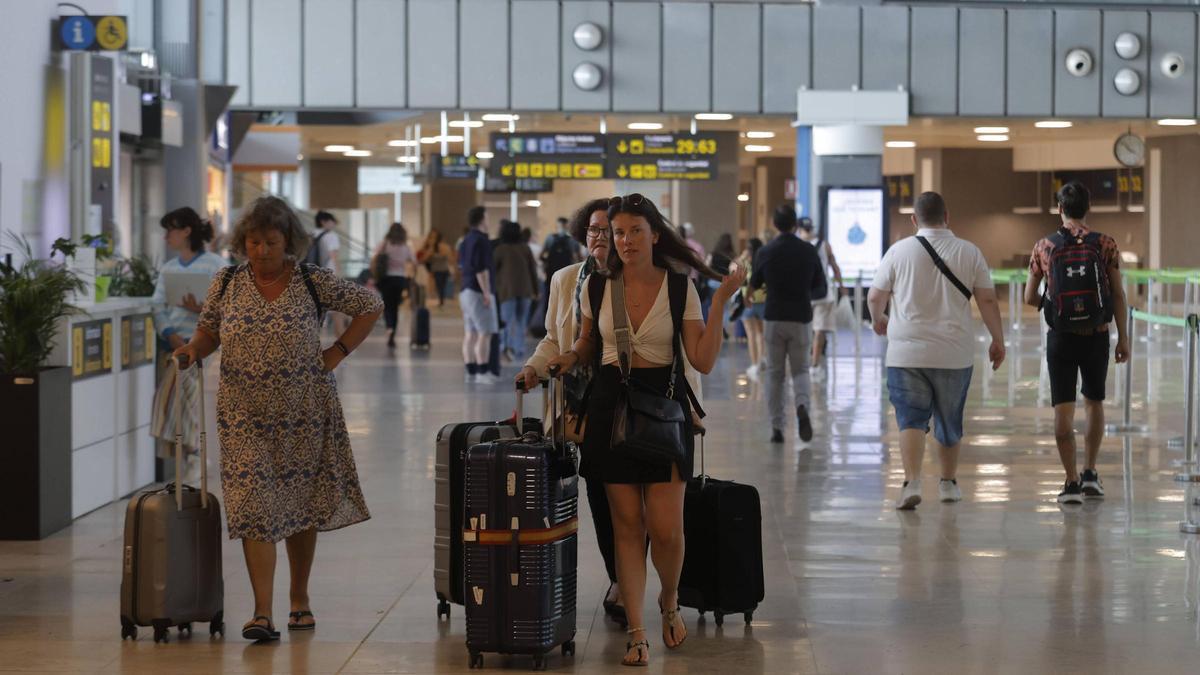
[463,517,579,545]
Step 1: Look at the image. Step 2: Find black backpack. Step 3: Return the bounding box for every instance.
[217,263,324,322]
[542,233,576,278]
[1043,227,1113,331]
[304,230,330,267]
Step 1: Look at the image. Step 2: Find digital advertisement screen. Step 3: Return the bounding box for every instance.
[822,187,886,278]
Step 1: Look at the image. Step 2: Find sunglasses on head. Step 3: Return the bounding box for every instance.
[608,193,646,209]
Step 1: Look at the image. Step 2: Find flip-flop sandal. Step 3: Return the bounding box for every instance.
[287,610,316,631]
[241,616,280,642]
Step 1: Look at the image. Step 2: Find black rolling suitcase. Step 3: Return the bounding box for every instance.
[434,389,541,619]
[463,374,579,670]
[120,356,224,643]
[679,432,765,626]
[410,283,431,350]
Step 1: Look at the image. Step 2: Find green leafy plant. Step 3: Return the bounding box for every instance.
[80,233,114,261]
[0,235,87,375]
[110,254,158,297]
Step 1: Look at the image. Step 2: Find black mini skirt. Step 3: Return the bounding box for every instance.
[581,364,694,484]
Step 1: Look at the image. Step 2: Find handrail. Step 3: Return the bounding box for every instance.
[1132,309,1190,329]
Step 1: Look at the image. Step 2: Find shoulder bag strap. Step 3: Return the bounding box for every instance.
[916,236,972,301]
[217,264,239,300]
[298,263,325,321]
[667,273,705,419]
[609,274,634,382]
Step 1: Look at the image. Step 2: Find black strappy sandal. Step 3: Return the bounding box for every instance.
[241,616,280,642]
[621,627,649,667]
[287,610,316,631]
[603,583,628,626]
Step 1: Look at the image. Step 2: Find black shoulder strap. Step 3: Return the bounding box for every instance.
[298,263,325,320]
[915,236,972,301]
[588,273,606,368]
[666,272,705,419]
[217,265,239,300]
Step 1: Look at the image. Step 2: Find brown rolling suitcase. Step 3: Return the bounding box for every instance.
[120,356,224,643]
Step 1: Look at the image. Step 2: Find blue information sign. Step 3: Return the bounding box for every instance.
[59,16,96,50]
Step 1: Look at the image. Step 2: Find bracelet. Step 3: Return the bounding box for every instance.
[333,340,350,356]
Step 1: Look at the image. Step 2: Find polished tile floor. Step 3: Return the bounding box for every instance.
[3,304,1200,674]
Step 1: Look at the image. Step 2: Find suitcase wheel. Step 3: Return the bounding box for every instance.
[469,652,483,669]
[437,600,451,621]
[532,653,547,671]
[210,611,225,637]
[562,640,576,657]
[153,626,170,643]
[178,623,192,636]
[120,617,136,641]
[744,611,753,625]
[714,611,725,627]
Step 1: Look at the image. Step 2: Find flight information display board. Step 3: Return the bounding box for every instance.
[606,133,719,180]
[482,176,554,193]
[432,154,480,180]
[488,132,720,181]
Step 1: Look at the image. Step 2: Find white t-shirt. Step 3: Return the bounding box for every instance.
[872,228,993,369]
[315,229,340,270]
[581,272,703,366]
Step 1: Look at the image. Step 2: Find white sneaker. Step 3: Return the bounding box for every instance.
[475,373,498,385]
[745,364,759,380]
[896,479,922,510]
[938,479,962,503]
[464,372,476,383]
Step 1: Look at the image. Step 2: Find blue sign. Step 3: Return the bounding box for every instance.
[60,16,95,50]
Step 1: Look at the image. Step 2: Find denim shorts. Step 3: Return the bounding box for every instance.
[886,366,974,447]
[459,289,499,334]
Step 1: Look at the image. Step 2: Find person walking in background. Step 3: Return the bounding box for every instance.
[798,217,843,378]
[308,210,349,333]
[373,222,417,348]
[706,233,738,324]
[541,216,583,320]
[494,219,539,363]
[1024,182,1129,504]
[418,229,455,308]
[546,194,741,668]
[679,222,710,317]
[524,226,547,336]
[458,206,499,384]
[751,205,827,444]
[867,191,1005,510]
[739,237,766,380]
[149,207,226,473]
[173,196,383,641]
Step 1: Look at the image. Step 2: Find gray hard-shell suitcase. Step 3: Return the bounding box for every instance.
[434,387,541,620]
[463,374,579,671]
[120,356,224,643]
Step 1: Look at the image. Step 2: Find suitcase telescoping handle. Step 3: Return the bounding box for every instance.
[173,354,209,511]
[546,364,567,452]
[697,426,707,489]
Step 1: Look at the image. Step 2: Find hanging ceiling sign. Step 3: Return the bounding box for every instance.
[606,133,719,181]
[432,154,480,180]
[490,132,607,181]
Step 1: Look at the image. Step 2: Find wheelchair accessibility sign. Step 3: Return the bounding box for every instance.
[54,15,128,52]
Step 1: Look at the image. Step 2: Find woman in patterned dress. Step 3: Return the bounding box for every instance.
[174,196,383,641]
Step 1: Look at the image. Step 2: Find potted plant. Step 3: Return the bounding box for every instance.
[110,254,158,298]
[81,233,116,302]
[0,236,86,539]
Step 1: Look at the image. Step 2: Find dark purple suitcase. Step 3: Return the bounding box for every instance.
[462,378,579,671]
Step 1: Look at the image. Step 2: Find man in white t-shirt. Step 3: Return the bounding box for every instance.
[867,191,1006,510]
[313,210,347,332]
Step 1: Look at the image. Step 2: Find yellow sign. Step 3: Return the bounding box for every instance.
[144,317,155,360]
[530,163,544,178]
[92,137,111,168]
[617,140,629,154]
[630,139,644,155]
[95,16,128,51]
[72,327,84,377]
[102,322,113,369]
[121,318,130,366]
[501,164,514,177]
[503,162,605,180]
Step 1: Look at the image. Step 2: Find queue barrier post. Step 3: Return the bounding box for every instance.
[1107,306,1148,434]
[1177,314,1200,534]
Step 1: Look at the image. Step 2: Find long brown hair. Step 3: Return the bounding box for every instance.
[386,222,407,245]
[605,194,719,280]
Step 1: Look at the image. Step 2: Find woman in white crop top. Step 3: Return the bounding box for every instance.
[547,194,745,667]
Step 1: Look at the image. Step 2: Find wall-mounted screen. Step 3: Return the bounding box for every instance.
[821,186,886,278]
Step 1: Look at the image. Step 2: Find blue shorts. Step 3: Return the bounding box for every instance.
[459,289,499,334]
[886,366,974,447]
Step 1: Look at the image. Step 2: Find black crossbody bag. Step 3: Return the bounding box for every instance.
[915,236,972,301]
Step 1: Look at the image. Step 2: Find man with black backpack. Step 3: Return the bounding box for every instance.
[1025,182,1129,505]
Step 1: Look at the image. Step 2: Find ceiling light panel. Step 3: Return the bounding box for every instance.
[746,131,776,139]
[744,145,772,152]
[628,122,663,130]
[1034,121,1073,128]
[977,135,1009,142]
[974,126,1010,134]
[324,145,354,152]
[695,113,733,121]
[885,141,916,148]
